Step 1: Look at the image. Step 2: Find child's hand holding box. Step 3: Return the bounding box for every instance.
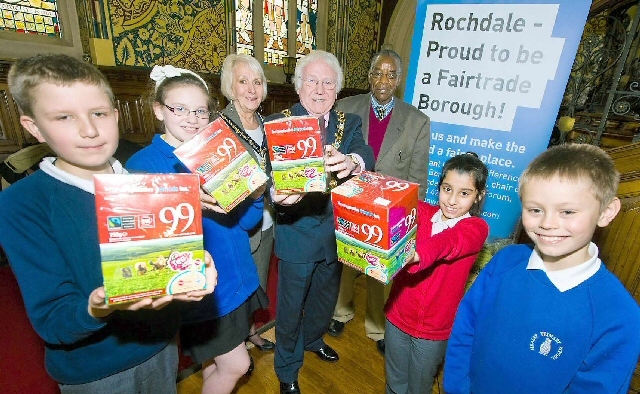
[174,118,269,212]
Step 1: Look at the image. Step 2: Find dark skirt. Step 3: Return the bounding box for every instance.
[179,288,268,364]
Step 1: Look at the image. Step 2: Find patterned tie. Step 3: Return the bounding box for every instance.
[375,106,386,120]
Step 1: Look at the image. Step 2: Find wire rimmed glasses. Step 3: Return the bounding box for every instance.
[163,103,211,120]
[300,77,337,91]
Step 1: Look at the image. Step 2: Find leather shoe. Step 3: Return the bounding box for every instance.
[376,339,385,355]
[246,333,275,351]
[327,319,345,337]
[313,344,339,362]
[280,380,301,394]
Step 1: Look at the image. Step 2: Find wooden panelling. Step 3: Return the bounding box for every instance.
[0,84,37,155]
[113,93,156,144]
[0,60,366,156]
[598,142,640,393]
[599,143,640,302]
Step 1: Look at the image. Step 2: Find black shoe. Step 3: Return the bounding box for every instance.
[376,339,385,355]
[246,333,275,351]
[327,319,345,337]
[246,355,254,376]
[280,380,301,394]
[313,344,339,362]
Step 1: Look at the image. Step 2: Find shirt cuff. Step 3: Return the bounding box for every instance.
[348,153,365,175]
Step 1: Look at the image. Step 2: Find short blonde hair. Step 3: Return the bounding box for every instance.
[519,143,619,212]
[8,53,115,117]
[220,54,268,102]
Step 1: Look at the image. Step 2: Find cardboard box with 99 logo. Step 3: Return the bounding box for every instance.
[331,171,418,284]
[95,173,206,304]
[174,118,268,212]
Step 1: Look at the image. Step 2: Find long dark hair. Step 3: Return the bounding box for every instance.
[438,152,488,216]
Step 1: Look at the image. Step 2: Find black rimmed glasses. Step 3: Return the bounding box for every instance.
[300,76,337,91]
[370,71,399,80]
[163,103,211,120]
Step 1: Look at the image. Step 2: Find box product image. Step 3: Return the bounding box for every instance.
[264,115,327,193]
[95,173,206,305]
[332,171,419,284]
[174,118,269,212]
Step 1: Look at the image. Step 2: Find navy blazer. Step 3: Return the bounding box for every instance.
[266,103,374,264]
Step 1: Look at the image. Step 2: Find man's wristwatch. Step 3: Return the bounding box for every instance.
[347,154,359,172]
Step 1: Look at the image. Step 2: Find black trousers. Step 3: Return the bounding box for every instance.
[273,258,342,382]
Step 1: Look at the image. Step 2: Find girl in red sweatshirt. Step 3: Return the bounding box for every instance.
[384,152,490,394]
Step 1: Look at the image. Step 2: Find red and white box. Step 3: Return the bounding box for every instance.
[174,118,268,212]
[95,173,206,304]
[264,115,327,193]
[332,171,419,284]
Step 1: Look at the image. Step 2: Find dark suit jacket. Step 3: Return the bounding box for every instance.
[336,93,430,200]
[219,103,271,253]
[265,103,375,264]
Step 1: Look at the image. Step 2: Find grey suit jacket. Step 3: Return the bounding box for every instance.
[336,93,430,200]
[219,103,271,253]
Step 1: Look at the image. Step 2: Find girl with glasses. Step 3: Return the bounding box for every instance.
[126,65,268,394]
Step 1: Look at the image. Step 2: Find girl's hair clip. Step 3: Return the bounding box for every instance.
[150,65,209,92]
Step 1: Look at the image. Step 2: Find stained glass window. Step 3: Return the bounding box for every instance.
[263,0,288,66]
[0,0,60,37]
[295,0,316,57]
[235,0,254,56]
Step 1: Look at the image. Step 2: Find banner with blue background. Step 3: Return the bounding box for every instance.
[406,0,592,240]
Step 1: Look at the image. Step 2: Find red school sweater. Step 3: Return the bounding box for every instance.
[384,202,489,340]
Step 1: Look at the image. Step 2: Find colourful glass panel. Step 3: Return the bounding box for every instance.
[295,0,316,57]
[263,0,288,65]
[0,0,60,37]
[235,0,254,56]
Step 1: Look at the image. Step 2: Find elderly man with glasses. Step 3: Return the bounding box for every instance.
[267,50,375,394]
[328,49,431,356]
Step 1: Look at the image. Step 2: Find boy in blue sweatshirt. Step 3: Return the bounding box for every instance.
[0,54,216,394]
[444,143,640,394]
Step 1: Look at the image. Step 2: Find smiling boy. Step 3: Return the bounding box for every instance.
[0,54,216,393]
[444,143,640,394]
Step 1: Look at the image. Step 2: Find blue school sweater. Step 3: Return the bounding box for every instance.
[126,134,262,321]
[0,167,179,384]
[444,244,640,394]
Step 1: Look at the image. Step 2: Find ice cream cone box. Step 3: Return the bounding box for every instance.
[173,118,268,212]
[336,227,417,284]
[94,173,206,305]
[263,115,327,193]
[331,171,419,283]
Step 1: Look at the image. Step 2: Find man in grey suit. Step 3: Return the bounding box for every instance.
[328,49,430,354]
